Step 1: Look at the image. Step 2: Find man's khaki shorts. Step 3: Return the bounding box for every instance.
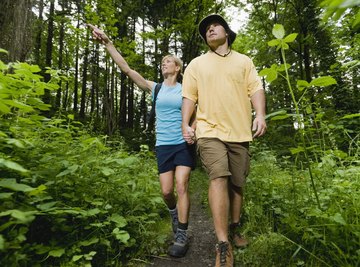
[197,138,250,187]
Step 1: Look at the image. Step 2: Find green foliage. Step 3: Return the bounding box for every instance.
[0,59,167,266]
[321,0,360,28]
[238,149,360,267]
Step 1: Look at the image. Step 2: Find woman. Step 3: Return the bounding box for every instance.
[87,24,195,258]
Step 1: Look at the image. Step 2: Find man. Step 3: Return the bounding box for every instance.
[181,14,267,267]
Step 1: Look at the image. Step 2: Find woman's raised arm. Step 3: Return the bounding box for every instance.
[87,24,154,93]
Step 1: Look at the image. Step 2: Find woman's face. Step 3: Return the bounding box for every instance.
[161,56,180,76]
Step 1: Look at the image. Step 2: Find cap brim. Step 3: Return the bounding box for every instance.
[199,14,236,45]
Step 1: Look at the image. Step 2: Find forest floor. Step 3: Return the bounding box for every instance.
[146,187,217,267]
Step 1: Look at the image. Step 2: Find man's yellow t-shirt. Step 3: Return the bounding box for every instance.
[182,50,263,142]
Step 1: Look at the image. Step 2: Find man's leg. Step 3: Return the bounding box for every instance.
[209,176,234,267]
[209,176,229,242]
[227,141,250,248]
[229,184,243,225]
[197,138,233,266]
[229,184,248,248]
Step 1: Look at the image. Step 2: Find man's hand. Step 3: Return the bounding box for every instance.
[252,116,267,138]
[182,124,196,144]
[87,24,111,45]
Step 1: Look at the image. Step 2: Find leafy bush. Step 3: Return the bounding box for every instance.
[0,57,167,266]
[242,149,360,267]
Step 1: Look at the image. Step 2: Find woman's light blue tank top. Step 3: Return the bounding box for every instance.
[152,82,185,146]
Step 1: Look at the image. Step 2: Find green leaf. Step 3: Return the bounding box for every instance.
[48,248,65,257]
[56,164,79,177]
[284,33,298,43]
[79,237,99,247]
[36,201,58,211]
[277,63,291,72]
[309,76,337,87]
[28,184,47,196]
[0,159,28,172]
[101,167,114,176]
[272,24,285,39]
[280,42,289,50]
[271,114,292,121]
[0,192,13,199]
[341,113,360,119]
[0,234,4,250]
[0,101,10,114]
[259,68,272,76]
[6,138,25,148]
[109,214,127,227]
[289,146,305,155]
[268,39,280,47]
[2,100,34,112]
[297,80,310,91]
[305,105,313,114]
[72,255,83,262]
[0,49,8,54]
[0,179,34,192]
[265,69,278,83]
[112,228,130,243]
[330,213,346,225]
[0,209,37,223]
[266,110,287,119]
[86,208,101,216]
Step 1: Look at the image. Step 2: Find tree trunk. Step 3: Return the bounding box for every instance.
[0,0,32,63]
[42,0,55,116]
[79,35,90,121]
[34,0,44,66]
[55,0,66,110]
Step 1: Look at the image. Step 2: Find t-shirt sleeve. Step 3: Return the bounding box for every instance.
[182,62,198,103]
[247,59,264,97]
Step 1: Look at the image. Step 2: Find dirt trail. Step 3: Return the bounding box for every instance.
[147,190,217,267]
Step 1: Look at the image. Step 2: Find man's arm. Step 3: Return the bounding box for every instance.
[182,98,196,144]
[251,90,267,138]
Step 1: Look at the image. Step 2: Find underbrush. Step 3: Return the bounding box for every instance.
[237,149,359,267]
[0,61,169,266]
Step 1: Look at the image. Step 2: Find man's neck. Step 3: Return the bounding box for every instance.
[209,42,230,56]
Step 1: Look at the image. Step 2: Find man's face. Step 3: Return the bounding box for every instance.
[205,22,227,45]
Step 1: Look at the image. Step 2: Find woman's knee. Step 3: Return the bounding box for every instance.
[176,179,189,196]
[162,189,175,200]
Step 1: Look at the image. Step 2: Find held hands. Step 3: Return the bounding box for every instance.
[87,24,111,45]
[252,116,267,138]
[182,124,196,145]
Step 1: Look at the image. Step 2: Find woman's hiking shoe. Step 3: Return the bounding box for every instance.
[229,222,248,248]
[169,207,178,234]
[215,241,233,267]
[168,229,189,257]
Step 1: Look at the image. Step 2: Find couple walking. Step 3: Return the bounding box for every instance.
[89,13,266,267]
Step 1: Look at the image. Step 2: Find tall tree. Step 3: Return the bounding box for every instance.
[42,0,55,115]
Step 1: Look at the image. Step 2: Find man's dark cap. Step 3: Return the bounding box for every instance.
[198,14,237,45]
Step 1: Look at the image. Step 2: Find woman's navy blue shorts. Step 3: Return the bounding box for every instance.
[155,142,196,174]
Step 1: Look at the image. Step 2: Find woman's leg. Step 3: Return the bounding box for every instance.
[174,166,191,224]
[159,170,176,208]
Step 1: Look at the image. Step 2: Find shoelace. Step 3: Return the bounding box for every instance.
[175,230,187,243]
[218,242,229,266]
